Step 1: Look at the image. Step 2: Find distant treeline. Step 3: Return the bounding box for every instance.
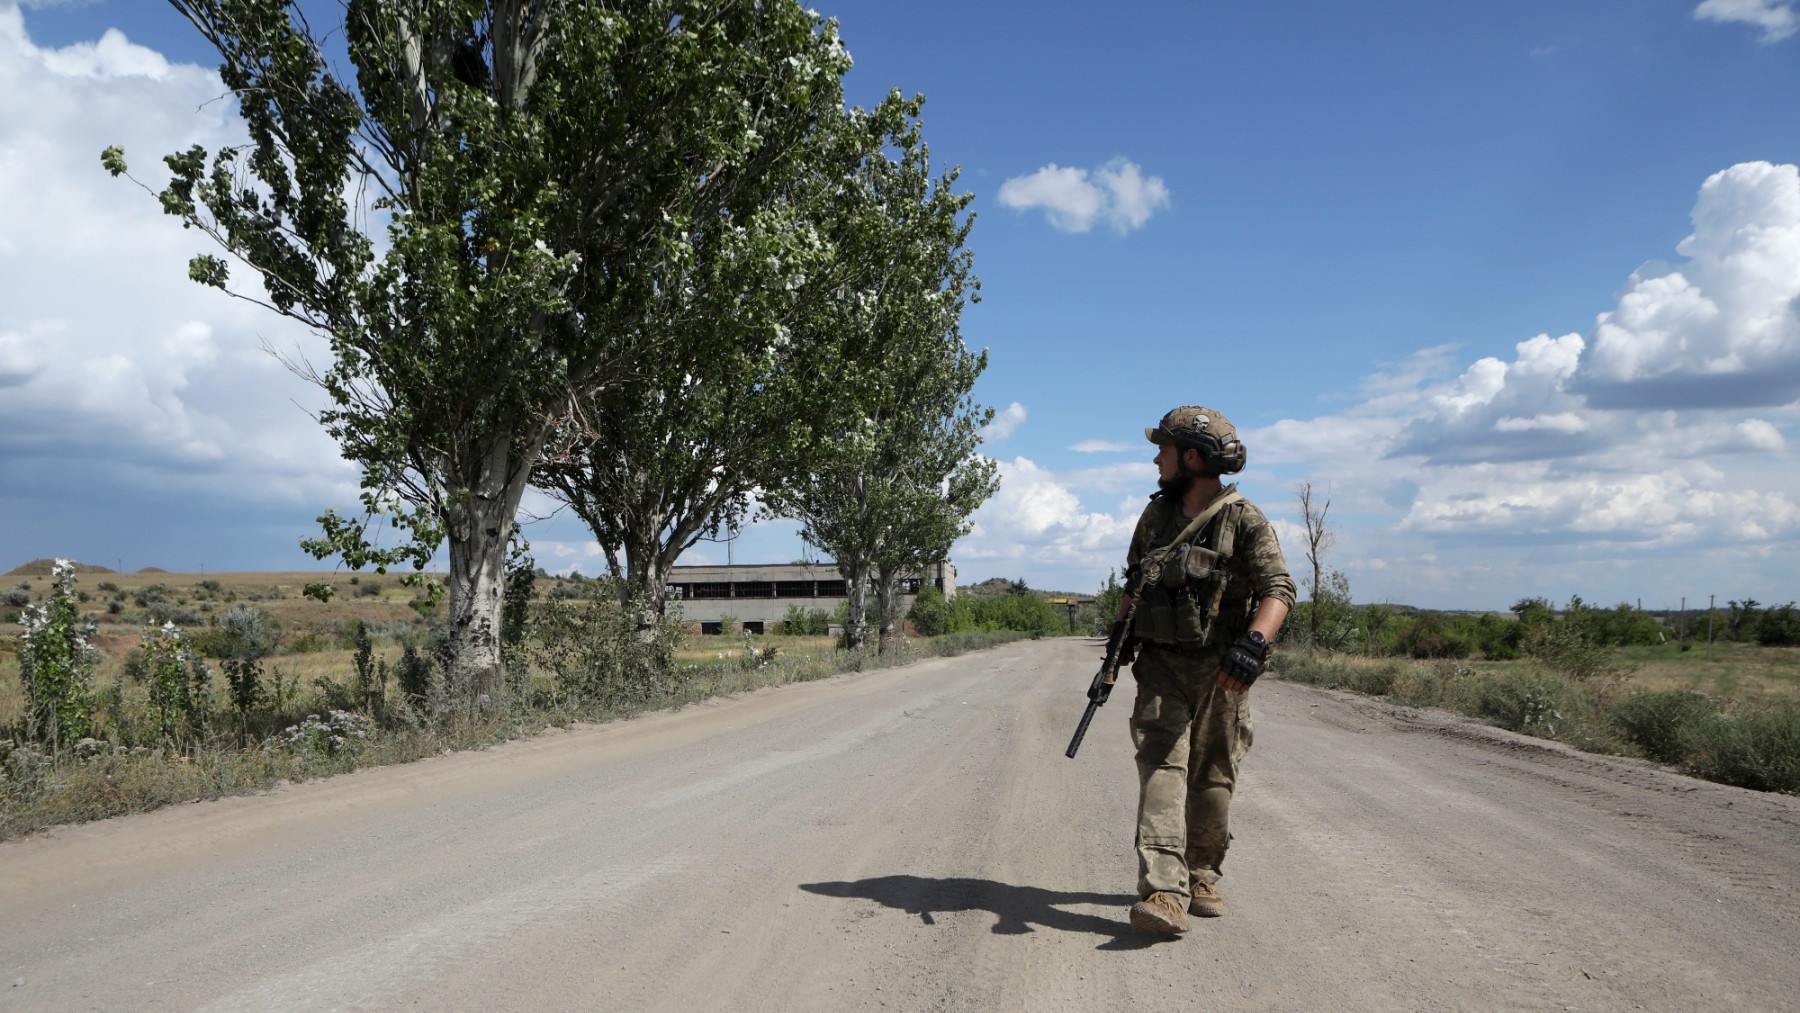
[1289,594,1800,660]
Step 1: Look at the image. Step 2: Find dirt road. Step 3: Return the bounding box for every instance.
[3,638,1797,1011]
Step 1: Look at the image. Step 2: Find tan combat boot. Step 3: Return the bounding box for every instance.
[1128,891,1191,935]
[1188,878,1225,918]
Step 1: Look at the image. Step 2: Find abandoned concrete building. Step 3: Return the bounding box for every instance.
[668,560,957,634]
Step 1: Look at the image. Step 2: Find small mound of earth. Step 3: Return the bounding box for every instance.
[4,559,118,577]
[136,566,170,573]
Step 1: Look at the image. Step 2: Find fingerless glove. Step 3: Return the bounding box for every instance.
[1221,631,1268,687]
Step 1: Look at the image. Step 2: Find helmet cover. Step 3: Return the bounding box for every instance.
[1145,405,1246,474]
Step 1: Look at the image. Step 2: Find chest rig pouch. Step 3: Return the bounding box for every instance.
[1134,489,1242,648]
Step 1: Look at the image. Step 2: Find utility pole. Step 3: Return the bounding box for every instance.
[1679,596,1686,644]
[1707,594,1716,661]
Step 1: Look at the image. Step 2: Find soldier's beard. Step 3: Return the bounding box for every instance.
[1157,473,1195,498]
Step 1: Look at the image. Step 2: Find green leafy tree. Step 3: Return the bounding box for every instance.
[771,101,995,651]
[534,99,890,629]
[1300,569,1359,651]
[1094,570,1124,633]
[1727,599,1764,641]
[110,0,854,703]
[1511,597,1555,627]
[1758,602,1800,646]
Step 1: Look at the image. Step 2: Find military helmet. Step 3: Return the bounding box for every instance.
[1145,405,1247,475]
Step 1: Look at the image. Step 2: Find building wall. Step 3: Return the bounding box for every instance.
[667,560,956,633]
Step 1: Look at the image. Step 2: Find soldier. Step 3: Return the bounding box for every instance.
[1121,406,1295,936]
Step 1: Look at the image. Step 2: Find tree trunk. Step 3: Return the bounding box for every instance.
[873,566,900,655]
[444,436,534,705]
[841,561,869,650]
[625,527,673,642]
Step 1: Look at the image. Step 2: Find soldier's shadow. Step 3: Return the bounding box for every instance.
[799,875,1165,949]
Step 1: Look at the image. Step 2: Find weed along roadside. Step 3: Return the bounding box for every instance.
[0,559,1037,840]
[1274,646,1800,795]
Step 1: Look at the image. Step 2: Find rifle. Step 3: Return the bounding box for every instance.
[1065,593,1138,758]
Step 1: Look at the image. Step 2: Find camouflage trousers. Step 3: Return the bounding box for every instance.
[1130,644,1255,901]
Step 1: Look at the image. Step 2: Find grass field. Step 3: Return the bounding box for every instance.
[1277,639,1800,795]
[1,567,1035,836]
[1616,641,1800,701]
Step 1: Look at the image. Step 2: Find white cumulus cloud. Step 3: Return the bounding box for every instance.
[1241,163,1800,607]
[996,157,1170,234]
[1694,0,1799,43]
[1580,162,1800,407]
[981,401,1027,442]
[958,457,1138,581]
[0,7,355,552]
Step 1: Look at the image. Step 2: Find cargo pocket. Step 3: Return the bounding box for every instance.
[1232,693,1255,764]
[1174,547,1225,645]
[1135,586,1177,644]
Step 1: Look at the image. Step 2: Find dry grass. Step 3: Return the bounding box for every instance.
[1619,642,1800,703]
[1276,642,1800,794]
[1313,641,1800,707]
[673,634,838,665]
[2,584,1032,839]
[0,570,443,726]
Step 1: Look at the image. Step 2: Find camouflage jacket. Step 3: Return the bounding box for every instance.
[1126,489,1296,649]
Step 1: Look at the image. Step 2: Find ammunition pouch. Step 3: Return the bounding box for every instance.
[1136,546,1230,647]
[1128,489,1244,649]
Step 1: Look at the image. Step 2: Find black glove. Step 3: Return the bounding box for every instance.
[1220,631,1268,688]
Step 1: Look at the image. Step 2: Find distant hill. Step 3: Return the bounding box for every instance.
[961,577,1091,600]
[5,559,117,577]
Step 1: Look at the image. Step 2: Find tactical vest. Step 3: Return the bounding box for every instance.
[1133,489,1244,649]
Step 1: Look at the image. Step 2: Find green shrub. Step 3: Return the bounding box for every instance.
[210,604,276,735]
[140,623,211,748]
[1342,660,1409,697]
[778,606,831,636]
[1526,622,1631,681]
[1756,603,1800,647]
[527,586,680,709]
[1613,690,1719,765]
[1680,705,1800,793]
[1473,671,1566,737]
[1270,649,1340,687]
[1395,615,1472,659]
[395,643,437,713]
[15,560,97,751]
[351,621,386,717]
[907,586,950,637]
[145,601,205,627]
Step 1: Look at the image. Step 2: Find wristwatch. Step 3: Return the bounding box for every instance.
[1246,630,1266,648]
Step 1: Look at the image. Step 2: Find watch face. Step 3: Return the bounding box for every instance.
[1248,630,1266,644]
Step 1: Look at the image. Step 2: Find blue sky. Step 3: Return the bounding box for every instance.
[4,0,1800,610]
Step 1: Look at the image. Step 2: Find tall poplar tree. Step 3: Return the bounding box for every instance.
[533,96,930,627]
[108,0,852,700]
[769,97,997,651]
